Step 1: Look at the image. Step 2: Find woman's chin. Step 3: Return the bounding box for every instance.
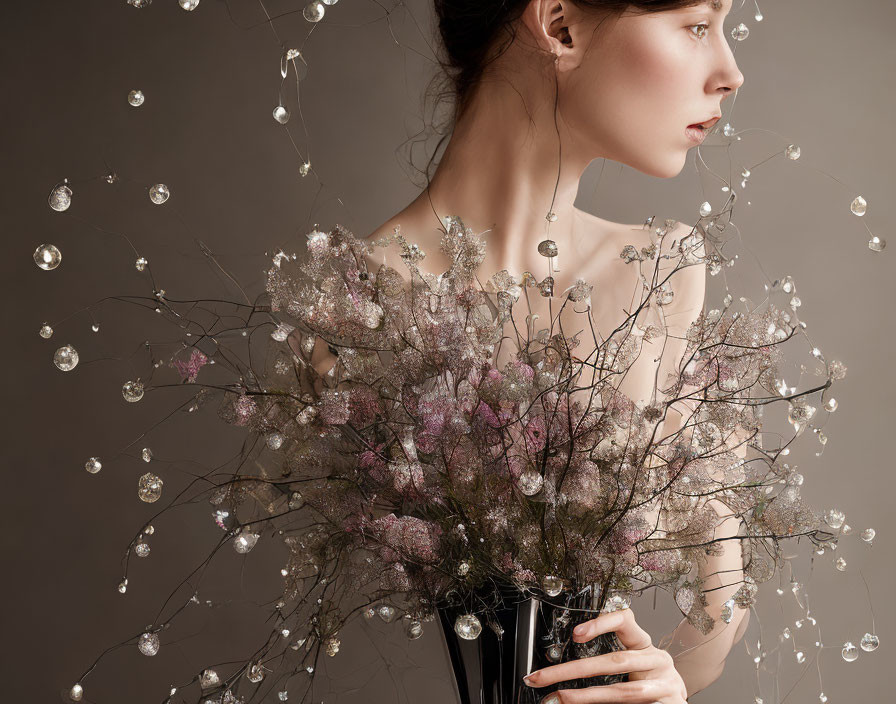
[621,150,687,180]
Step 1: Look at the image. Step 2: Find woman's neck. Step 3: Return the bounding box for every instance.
[405,74,593,277]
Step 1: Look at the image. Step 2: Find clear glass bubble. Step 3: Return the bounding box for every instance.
[406,618,424,639]
[149,184,170,204]
[34,244,62,270]
[233,531,259,554]
[541,575,563,597]
[48,184,72,212]
[85,457,102,474]
[731,23,750,41]
[178,0,200,9]
[868,236,886,252]
[851,196,867,216]
[841,641,858,662]
[138,632,160,656]
[303,0,325,22]
[54,344,79,371]
[138,472,163,503]
[122,380,145,402]
[860,633,879,652]
[135,256,148,271]
[128,90,145,107]
[518,468,544,496]
[134,540,151,557]
[861,528,876,543]
[699,201,712,217]
[785,145,801,160]
[454,613,482,640]
[39,323,54,339]
[273,105,290,124]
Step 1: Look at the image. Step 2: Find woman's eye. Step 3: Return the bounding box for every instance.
[689,23,710,39]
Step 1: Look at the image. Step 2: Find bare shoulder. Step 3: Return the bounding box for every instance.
[573,208,705,322]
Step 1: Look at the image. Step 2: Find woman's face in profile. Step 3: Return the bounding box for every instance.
[560,0,745,178]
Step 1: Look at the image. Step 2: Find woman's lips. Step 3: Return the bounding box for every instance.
[686,125,707,144]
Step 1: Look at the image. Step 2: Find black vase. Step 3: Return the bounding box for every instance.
[437,584,628,704]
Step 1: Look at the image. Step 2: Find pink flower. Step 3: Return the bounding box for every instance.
[232,394,257,426]
[171,348,208,383]
[369,513,441,564]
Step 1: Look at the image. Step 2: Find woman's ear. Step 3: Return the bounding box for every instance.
[520,0,588,70]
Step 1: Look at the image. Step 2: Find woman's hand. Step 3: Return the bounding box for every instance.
[522,607,688,703]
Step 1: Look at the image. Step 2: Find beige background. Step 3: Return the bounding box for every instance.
[3,0,893,701]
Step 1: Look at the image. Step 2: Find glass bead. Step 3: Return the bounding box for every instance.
[824,398,838,412]
[537,239,558,257]
[541,575,563,597]
[868,236,886,252]
[70,684,84,701]
[266,432,285,450]
[200,669,220,688]
[138,632,160,656]
[128,0,152,7]
[54,345,79,371]
[48,184,72,212]
[136,257,148,271]
[546,211,558,222]
[406,619,424,639]
[850,196,867,216]
[861,528,875,543]
[785,144,801,160]
[302,0,324,22]
[456,560,470,576]
[721,598,735,623]
[141,447,152,462]
[273,105,290,124]
[247,663,265,683]
[135,540,151,557]
[149,184,170,204]
[723,123,735,137]
[362,606,376,619]
[138,472,164,503]
[377,605,396,623]
[699,201,712,217]
[546,643,564,662]
[127,89,144,106]
[299,161,311,177]
[841,642,858,662]
[517,468,544,496]
[122,380,145,402]
[819,694,827,703]
[325,636,340,656]
[860,633,879,652]
[179,0,200,9]
[795,651,805,664]
[85,457,102,474]
[39,323,53,339]
[754,698,763,704]
[731,22,750,41]
[34,244,62,270]
[278,692,288,701]
[118,580,128,593]
[233,531,259,554]
[454,613,482,640]
[834,556,847,571]
[825,509,845,529]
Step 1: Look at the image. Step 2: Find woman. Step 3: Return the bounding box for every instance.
[345,0,747,701]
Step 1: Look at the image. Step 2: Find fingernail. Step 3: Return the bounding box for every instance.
[541,695,560,704]
[523,673,536,686]
[573,623,586,635]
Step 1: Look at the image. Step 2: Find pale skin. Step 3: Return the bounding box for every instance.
[296,0,747,699]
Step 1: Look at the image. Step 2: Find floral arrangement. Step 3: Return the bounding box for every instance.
[145,214,840,700]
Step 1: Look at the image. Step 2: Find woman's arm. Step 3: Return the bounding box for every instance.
[650,221,751,697]
[659,498,750,697]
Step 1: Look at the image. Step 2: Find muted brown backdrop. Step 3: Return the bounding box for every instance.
[2,0,894,702]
